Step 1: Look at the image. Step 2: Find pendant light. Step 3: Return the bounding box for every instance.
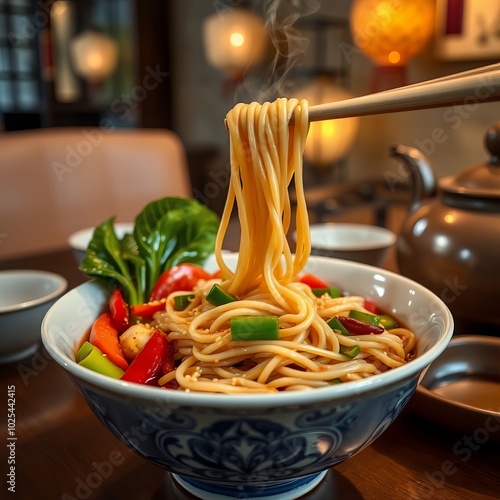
[295,75,359,172]
[70,29,118,84]
[350,0,435,89]
[203,6,268,80]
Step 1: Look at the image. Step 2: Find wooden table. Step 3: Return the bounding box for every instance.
[1,246,499,499]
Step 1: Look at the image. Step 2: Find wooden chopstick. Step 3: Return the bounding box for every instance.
[224,64,500,128]
[307,63,500,122]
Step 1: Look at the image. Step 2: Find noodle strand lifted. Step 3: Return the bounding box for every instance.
[154,98,416,393]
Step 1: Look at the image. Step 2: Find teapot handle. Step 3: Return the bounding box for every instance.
[389,144,438,213]
[485,122,500,166]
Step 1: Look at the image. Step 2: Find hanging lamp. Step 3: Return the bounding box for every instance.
[350,0,435,90]
[203,6,268,81]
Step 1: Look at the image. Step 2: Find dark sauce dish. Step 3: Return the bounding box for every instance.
[412,335,500,443]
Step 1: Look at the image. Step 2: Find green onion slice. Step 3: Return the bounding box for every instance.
[230,315,279,341]
[207,283,237,306]
[339,344,360,358]
[173,293,194,311]
[327,316,350,335]
[312,287,341,298]
[379,314,398,330]
[349,309,381,326]
[76,341,125,379]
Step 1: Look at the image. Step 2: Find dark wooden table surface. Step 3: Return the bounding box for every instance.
[1,244,499,500]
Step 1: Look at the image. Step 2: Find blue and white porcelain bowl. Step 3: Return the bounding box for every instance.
[41,255,453,500]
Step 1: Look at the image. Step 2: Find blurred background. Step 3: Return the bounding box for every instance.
[1,0,499,216]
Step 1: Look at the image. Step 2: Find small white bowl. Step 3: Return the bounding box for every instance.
[69,223,134,264]
[307,223,397,267]
[0,270,67,363]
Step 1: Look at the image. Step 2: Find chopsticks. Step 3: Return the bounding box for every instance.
[306,62,500,122]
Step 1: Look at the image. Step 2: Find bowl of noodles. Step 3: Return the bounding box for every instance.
[42,98,453,499]
[42,253,453,499]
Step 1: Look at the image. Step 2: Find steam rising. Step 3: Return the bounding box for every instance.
[235,0,321,103]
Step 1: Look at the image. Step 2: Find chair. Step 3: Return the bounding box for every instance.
[0,127,192,261]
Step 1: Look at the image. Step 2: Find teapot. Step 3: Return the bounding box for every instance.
[390,122,500,334]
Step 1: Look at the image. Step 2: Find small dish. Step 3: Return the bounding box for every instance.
[0,270,67,363]
[412,335,500,442]
[305,223,396,267]
[69,222,134,264]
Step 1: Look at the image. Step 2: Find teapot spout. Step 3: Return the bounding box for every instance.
[389,144,438,213]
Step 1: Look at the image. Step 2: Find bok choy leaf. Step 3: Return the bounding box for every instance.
[79,197,219,305]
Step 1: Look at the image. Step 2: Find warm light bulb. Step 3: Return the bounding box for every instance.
[87,52,104,69]
[70,30,119,83]
[230,32,245,47]
[350,0,435,66]
[203,8,267,73]
[388,51,401,64]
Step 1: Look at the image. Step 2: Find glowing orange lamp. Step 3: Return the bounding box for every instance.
[350,0,435,89]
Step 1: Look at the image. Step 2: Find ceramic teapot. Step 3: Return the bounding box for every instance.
[390,122,500,333]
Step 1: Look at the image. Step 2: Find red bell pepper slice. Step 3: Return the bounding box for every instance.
[121,329,170,384]
[89,313,129,371]
[130,300,166,319]
[297,273,330,289]
[149,263,212,301]
[363,299,378,314]
[109,289,130,333]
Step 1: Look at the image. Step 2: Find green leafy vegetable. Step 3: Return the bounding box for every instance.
[79,197,219,305]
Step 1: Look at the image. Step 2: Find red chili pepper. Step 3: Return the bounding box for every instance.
[335,316,384,335]
[121,330,169,384]
[149,264,212,301]
[297,273,330,289]
[363,299,378,314]
[130,300,166,319]
[109,289,129,332]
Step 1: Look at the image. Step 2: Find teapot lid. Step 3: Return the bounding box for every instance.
[440,122,500,197]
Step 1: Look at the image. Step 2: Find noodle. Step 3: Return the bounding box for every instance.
[154,98,416,393]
